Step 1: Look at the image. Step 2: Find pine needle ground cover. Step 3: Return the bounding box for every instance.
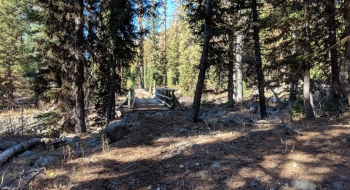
[1,101,350,189]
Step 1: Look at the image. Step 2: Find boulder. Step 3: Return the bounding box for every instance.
[34,156,56,167]
[105,121,130,142]
[291,179,316,190]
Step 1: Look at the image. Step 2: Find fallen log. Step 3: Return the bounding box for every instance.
[0,138,41,166]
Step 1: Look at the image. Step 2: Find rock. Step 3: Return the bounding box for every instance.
[60,134,80,143]
[107,181,118,189]
[267,106,277,112]
[291,179,316,190]
[270,96,278,103]
[211,162,221,169]
[121,114,131,122]
[190,143,200,149]
[249,105,259,113]
[179,127,193,135]
[86,137,102,148]
[255,120,269,124]
[339,175,347,180]
[34,156,55,167]
[176,149,184,155]
[19,150,34,158]
[105,121,130,142]
[155,112,164,117]
[332,182,344,190]
[186,160,196,169]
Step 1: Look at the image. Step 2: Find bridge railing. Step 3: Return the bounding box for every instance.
[117,88,136,110]
[152,87,185,110]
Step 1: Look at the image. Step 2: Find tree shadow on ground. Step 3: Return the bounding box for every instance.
[1,109,350,189]
[38,113,350,189]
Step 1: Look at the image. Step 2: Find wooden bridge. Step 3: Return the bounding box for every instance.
[116,88,185,116]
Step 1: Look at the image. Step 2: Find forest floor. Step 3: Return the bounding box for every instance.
[1,94,350,190]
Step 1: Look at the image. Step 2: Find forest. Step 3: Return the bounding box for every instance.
[1,0,350,189]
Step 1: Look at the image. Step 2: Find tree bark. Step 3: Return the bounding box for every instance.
[252,0,267,119]
[74,0,87,133]
[343,0,350,106]
[227,33,235,108]
[236,32,243,101]
[327,0,340,116]
[0,138,41,166]
[163,0,168,86]
[192,0,212,122]
[303,0,315,119]
[106,55,116,127]
[138,0,145,89]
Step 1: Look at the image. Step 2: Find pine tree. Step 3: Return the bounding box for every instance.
[0,0,26,104]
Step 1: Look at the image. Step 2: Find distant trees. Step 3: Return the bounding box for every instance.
[3,0,350,133]
[0,0,25,103]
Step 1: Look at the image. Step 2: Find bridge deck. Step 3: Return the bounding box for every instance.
[118,89,169,115]
[133,89,170,111]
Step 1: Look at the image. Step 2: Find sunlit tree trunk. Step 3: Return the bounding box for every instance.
[236,32,243,101]
[303,0,315,119]
[162,0,168,86]
[138,0,144,89]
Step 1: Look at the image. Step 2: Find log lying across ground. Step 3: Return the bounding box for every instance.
[0,138,41,166]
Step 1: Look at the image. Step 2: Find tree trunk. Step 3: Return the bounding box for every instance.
[227,33,235,108]
[0,138,41,166]
[163,0,168,86]
[327,0,340,116]
[303,0,315,119]
[252,0,267,119]
[236,32,243,101]
[74,0,87,133]
[343,0,350,106]
[106,55,116,127]
[192,0,212,122]
[138,0,144,89]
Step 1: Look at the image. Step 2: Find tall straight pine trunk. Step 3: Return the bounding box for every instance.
[303,0,315,119]
[192,0,212,122]
[343,0,350,106]
[327,0,340,116]
[236,32,243,101]
[138,0,145,89]
[227,33,235,108]
[252,0,267,119]
[106,55,116,127]
[74,0,87,133]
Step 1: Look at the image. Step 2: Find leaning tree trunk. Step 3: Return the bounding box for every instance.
[192,0,212,122]
[252,0,267,119]
[74,0,87,133]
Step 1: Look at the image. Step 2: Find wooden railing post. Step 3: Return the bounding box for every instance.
[128,88,132,109]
